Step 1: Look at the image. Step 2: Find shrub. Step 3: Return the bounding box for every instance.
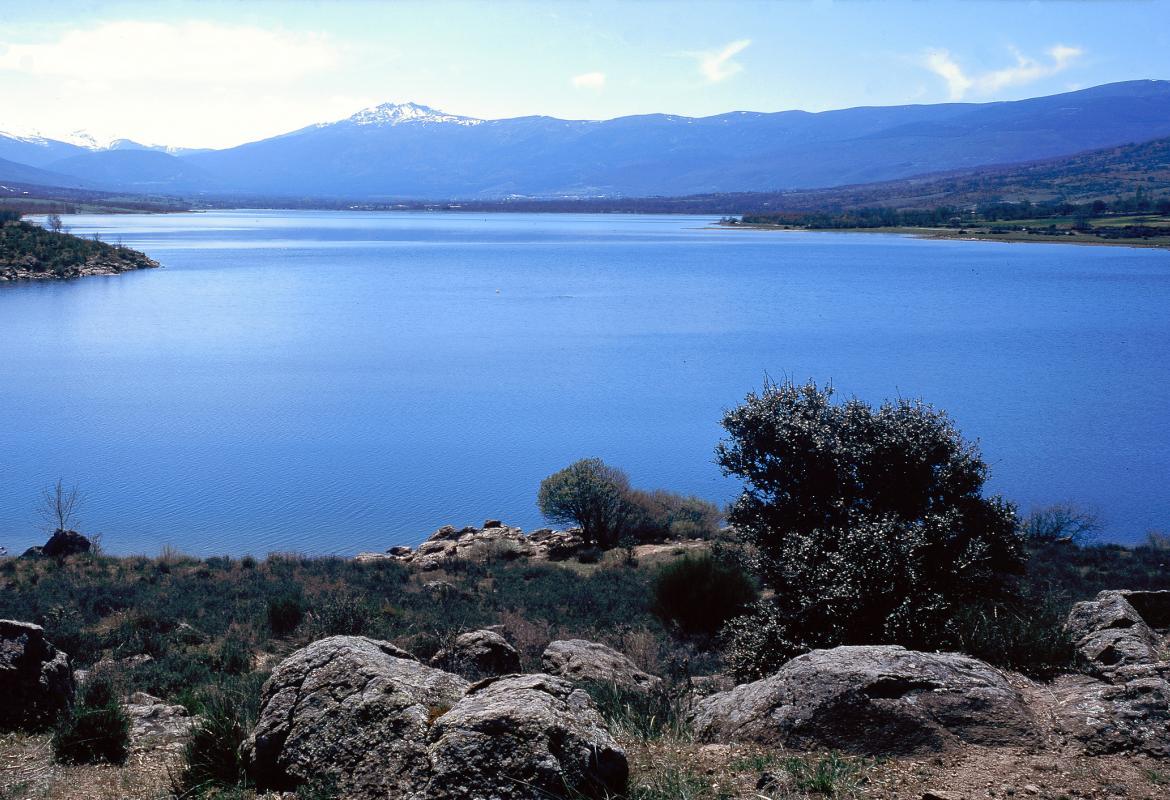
[267,593,306,636]
[624,489,723,542]
[52,673,130,765]
[652,554,757,640]
[308,592,371,637]
[537,458,631,547]
[717,380,1025,670]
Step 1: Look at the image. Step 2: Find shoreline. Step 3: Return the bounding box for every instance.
[721,222,1170,250]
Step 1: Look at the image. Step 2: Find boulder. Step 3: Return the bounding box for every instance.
[1115,590,1170,629]
[41,529,91,558]
[1052,671,1170,756]
[243,636,468,796]
[430,630,521,680]
[1065,591,1160,675]
[483,519,504,529]
[421,673,628,800]
[124,691,195,752]
[691,645,1036,755]
[0,619,74,730]
[542,639,662,695]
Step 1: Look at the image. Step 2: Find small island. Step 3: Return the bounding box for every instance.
[0,211,159,281]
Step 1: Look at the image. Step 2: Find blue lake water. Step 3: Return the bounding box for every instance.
[1,210,1168,555]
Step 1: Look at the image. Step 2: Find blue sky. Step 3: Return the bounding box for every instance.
[1,0,1167,149]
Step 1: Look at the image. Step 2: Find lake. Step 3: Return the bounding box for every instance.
[1,210,1167,555]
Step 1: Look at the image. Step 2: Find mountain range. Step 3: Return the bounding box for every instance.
[2,80,1170,201]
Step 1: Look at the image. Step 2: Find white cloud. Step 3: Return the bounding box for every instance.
[0,21,347,148]
[571,71,606,89]
[0,21,338,83]
[924,44,1084,100]
[689,39,751,84]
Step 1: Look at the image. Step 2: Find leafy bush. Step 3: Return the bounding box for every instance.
[652,554,757,640]
[52,673,130,765]
[717,380,1025,673]
[308,592,371,637]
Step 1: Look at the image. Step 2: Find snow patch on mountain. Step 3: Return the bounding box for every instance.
[340,102,483,128]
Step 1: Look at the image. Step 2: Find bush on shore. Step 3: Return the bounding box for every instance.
[52,672,130,766]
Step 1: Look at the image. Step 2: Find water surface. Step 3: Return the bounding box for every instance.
[1,210,1167,554]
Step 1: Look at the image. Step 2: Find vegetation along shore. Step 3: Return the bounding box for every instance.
[2,381,1168,799]
[0,211,158,281]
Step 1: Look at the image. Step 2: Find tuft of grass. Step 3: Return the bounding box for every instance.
[172,672,267,798]
[779,753,866,797]
[627,762,734,800]
[52,672,131,766]
[582,681,691,742]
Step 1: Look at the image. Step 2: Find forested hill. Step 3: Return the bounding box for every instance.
[0,212,159,281]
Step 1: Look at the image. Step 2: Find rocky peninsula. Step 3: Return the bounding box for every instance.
[0,213,159,281]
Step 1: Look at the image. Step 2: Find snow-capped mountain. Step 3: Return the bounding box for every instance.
[336,102,483,128]
[5,80,1170,199]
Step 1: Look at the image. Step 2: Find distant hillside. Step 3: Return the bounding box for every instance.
[0,212,159,280]
[5,80,1170,200]
[179,80,1170,199]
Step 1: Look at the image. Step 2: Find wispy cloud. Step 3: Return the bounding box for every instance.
[688,39,751,83]
[571,71,606,90]
[0,20,339,83]
[924,44,1084,100]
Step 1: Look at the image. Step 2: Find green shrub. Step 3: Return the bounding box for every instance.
[624,489,723,542]
[267,593,306,636]
[652,554,757,640]
[538,458,632,547]
[52,673,130,765]
[308,592,371,637]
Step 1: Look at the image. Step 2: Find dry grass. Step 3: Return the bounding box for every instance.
[0,733,176,800]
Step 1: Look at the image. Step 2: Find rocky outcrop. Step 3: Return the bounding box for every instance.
[354,522,585,569]
[541,639,662,696]
[422,674,628,799]
[429,630,521,680]
[0,619,74,730]
[42,529,92,558]
[245,637,628,800]
[243,636,469,796]
[691,645,1036,755]
[1052,669,1170,756]
[1065,591,1161,675]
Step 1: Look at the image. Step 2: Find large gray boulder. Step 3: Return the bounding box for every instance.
[243,636,469,796]
[421,673,628,800]
[1065,591,1161,675]
[430,630,521,680]
[245,637,628,800]
[691,645,1036,755]
[1052,669,1170,756]
[541,639,662,695]
[0,619,74,730]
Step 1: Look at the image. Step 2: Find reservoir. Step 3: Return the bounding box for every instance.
[1,210,1167,554]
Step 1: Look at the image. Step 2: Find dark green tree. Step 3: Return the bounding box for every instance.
[716,380,1026,678]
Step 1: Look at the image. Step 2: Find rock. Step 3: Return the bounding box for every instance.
[1114,590,1170,628]
[691,645,1036,755]
[243,635,468,796]
[922,792,961,800]
[421,673,628,800]
[430,630,521,680]
[41,529,91,558]
[483,519,504,529]
[0,619,74,730]
[1065,591,1160,675]
[1052,672,1170,756]
[124,692,194,752]
[542,639,663,695]
[387,545,413,557]
[20,546,44,559]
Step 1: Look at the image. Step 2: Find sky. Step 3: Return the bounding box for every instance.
[1,0,1168,150]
